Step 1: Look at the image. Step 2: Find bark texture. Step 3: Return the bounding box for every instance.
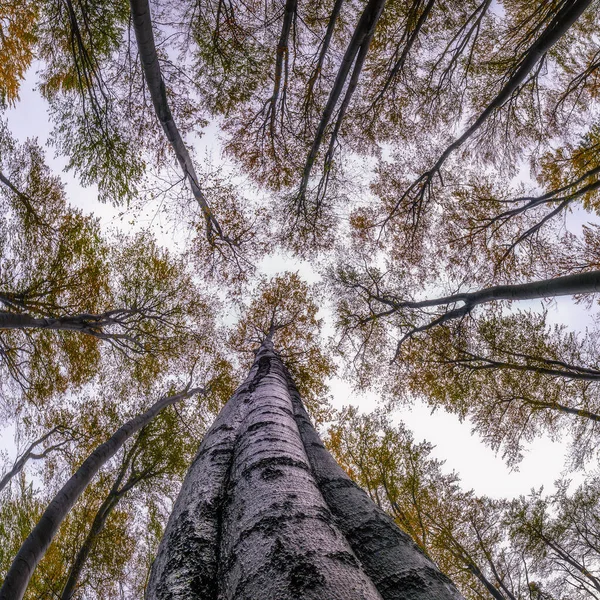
[147,341,464,599]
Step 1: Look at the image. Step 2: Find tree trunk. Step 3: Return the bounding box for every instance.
[60,432,147,600]
[129,0,224,244]
[59,488,122,600]
[298,0,387,198]
[428,0,592,173]
[0,386,204,600]
[146,340,463,599]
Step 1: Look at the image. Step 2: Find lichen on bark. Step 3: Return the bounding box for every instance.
[146,340,464,600]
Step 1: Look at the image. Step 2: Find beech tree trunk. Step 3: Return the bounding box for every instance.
[129,0,224,243]
[147,340,463,599]
[0,387,204,600]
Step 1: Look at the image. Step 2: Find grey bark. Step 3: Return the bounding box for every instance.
[431,0,591,166]
[267,0,297,135]
[298,0,387,200]
[0,307,153,352]
[146,340,463,599]
[304,0,345,109]
[385,0,593,225]
[395,269,600,309]
[286,370,462,600]
[129,0,225,244]
[60,433,148,600]
[515,397,600,423]
[0,309,131,335]
[358,270,600,354]
[0,386,204,600]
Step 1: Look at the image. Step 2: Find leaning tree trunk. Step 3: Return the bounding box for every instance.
[0,387,203,600]
[147,340,463,599]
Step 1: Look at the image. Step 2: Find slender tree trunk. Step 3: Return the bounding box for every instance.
[60,433,147,600]
[383,270,600,312]
[298,0,387,198]
[129,0,224,243]
[427,0,592,173]
[146,340,463,599]
[60,488,122,600]
[0,307,143,350]
[0,387,203,600]
[304,0,345,110]
[0,311,94,331]
[268,0,297,135]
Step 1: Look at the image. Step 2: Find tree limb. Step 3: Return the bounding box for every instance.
[129,0,231,247]
[0,385,205,600]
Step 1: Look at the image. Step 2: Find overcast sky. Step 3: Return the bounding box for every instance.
[1,67,593,500]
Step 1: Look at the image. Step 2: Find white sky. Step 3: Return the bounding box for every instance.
[0,68,593,501]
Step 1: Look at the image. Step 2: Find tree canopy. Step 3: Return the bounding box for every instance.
[2,0,600,597]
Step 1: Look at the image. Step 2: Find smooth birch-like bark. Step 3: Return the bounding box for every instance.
[436,270,600,303]
[384,0,593,224]
[368,270,600,317]
[0,386,204,600]
[0,309,134,337]
[60,434,147,600]
[376,270,600,353]
[321,0,385,168]
[298,0,387,199]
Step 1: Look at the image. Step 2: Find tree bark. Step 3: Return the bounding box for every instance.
[298,0,387,199]
[146,340,463,599]
[384,0,593,225]
[60,486,123,600]
[0,386,204,600]
[429,0,592,172]
[60,432,148,600]
[304,0,345,110]
[129,0,224,244]
[0,309,127,335]
[267,0,297,135]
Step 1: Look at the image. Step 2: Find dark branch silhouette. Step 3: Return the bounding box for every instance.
[381,0,593,231]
